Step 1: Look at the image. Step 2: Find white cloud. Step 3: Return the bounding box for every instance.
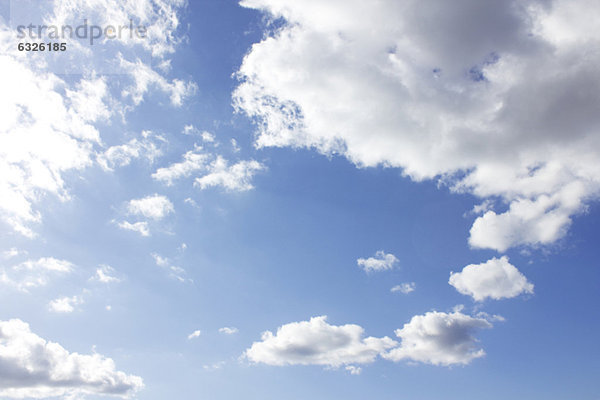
[187,330,201,340]
[0,319,143,398]
[231,138,241,153]
[2,248,24,260]
[201,131,216,143]
[182,124,198,135]
[48,295,83,313]
[219,327,239,335]
[127,194,174,220]
[391,282,416,294]
[195,156,265,192]
[345,365,362,375]
[119,56,197,107]
[449,256,534,301]
[117,221,150,237]
[235,0,600,252]
[151,253,189,283]
[357,251,398,273]
[245,316,397,367]
[97,131,164,171]
[0,258,73,292]
[152,149,209,186]
[383,311,492,366]
[91,265,121,284]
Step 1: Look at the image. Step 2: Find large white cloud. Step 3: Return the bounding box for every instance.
[245,316,397,367]
[234,0,600,251]
[449,256,534,301]
[383,311,492,366]
[0,319,143,398]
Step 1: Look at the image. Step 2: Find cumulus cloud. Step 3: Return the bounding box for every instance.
[383,311,492,366]
[357,251,398,273]
[244,316,397,367]
[391,282,416,294]
[0,319,143,398]
[235,0,600,252]
[127,194,174,220]
[194,156,265,192]
[219,327,239,335]
[0,257,73,292]
[449,256,534,301]
[48,295,83,313]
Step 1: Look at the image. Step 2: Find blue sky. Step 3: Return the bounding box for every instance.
[1,0,600,399]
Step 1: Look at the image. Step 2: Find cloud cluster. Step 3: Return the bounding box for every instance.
[154,149,265,192]
[245,312,492,368]
[449,256,534,301]
[357,251,398,273]
[235,0,600,252]
[0,319,143,399]
[0,0,191,237]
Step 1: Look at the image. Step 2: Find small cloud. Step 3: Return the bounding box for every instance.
[91,265,120,284]
[391,282,415,294]
[231,138,241,153]
[219,327,239,335]
[345,365,362,375]
[201,131,216,143]
[182,124,198,135]
[357,250,398,273]
[127,194,174,220]
[188,330,201,340]
[48,296,83,313]
[118,221,150,236]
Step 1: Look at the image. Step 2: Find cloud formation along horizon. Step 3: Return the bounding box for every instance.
[234,0,600,252]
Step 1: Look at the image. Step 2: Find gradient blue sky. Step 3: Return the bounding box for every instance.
[1,1,600,399]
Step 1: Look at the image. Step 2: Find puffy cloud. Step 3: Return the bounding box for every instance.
[127,194,174,220]
[0,319,143,398]
[219,327,239,335]
[449,256,534,301]
[0,258,73,292]
[187,330,201,340]
[194,156,265,192]
[383,311,492,366]
[345,365,362,375]
[357,251,398,273]
[117,221,150,237]
[245,316,397,367]
[152,149,209,186]
[234,0,600,251]
[48,295,83,313]
[391,282,416,294]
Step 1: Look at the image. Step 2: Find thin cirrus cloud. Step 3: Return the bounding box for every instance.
[0,319,143,399]
[245,312,493,369]
[234,0,600,252]
[449,256,534,301]
[357,251,398,273]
